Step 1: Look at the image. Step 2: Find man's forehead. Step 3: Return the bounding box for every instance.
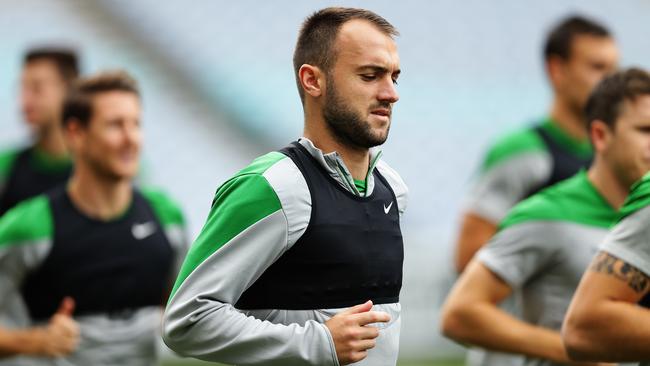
[22,60,61,79]
[570,35,617,58]
[628,95,650,114]
[92,91,140,112]
[619,96,650,123]
[335,19,399,67]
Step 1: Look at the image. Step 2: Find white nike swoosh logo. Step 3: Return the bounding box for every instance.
[132,222,157,240]
[383,202,393,214]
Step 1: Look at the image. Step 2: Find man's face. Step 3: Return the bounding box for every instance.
[20,60,68,131]
[555,35,619,114]
[74,91,141,182]
[322,19,400,150]
[604,95,650,188]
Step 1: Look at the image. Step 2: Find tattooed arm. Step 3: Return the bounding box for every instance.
[562,251,650,362]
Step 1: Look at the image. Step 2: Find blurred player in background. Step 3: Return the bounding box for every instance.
[442,68,650,366]
[455,16,618,272]
[0,48,79,216]
[453,16,618,366]
[562,69,650,365]
[0,70,187,365]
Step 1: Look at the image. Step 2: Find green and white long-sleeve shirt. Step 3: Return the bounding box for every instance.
[163,138,408,366]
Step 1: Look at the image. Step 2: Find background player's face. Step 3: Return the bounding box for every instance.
[322,19,400,149]
[20,60,67,131]
[604,95,650,187]
[77,91,141,181]
[554,35,618,115]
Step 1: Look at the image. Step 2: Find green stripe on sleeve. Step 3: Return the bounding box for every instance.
[619,172,650,220]
[169,152,286,300]
[0,195,53,247]
[481,127,545,172]
[140,188,185,227]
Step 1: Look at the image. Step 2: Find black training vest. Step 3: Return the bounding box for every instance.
[236,142,404,310]
[0,148,72,216]
[524,125,593,198]
[21,187,175,321]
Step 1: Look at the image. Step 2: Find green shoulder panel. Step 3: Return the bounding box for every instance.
[0,195,53,248]
[140,187,185,227]
[481,127,546,172]
[169,152,287,300]
[619,172,650,220]
[0,148,21,181]
[498,171,617,230]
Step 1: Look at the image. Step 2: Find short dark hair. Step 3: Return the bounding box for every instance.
[63,70,140,128]
[293,7,398,103]
[24,47,79,84]
[544,15,611,61]
[585,68,650,130]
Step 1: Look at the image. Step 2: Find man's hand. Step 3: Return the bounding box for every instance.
[37,297,80,357]
[325,300,390,365]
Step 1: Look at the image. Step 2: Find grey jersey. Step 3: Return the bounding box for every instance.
[464,119,591,224]
[476,172,618,366]
[601,205,650,279]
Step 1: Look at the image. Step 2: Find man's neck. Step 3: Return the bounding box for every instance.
[587,159,630,210]
[35,123,69,158]
[549,97,588,141]
[67,167,133,221]
[303,127,370,181]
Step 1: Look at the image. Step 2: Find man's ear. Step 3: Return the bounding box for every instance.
[589,119,612,152]
[546,55,567,90]
[298,64,324,98]
[63,118,85,151]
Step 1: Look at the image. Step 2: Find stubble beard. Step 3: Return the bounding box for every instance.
[83,151,133,184]
[322,78,390,150]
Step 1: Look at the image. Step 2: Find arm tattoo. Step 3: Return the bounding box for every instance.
[590,251,650,294]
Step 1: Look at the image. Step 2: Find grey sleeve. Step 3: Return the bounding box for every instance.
[0,241,51,312]
[464,152,552,223]
[476,222,560,288]
[600,206,650,276]
[162,159,339,366]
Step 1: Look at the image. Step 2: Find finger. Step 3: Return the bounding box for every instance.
[349,350,368,364]
[63,320,80,337]
[351,339,377,352]
[56,297,75,316]
[352,310,390,326]
[355,325,381,340]
[339,300,373,316]
[53,316,80,337]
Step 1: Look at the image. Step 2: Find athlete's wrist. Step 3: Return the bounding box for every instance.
[0,327,47,356]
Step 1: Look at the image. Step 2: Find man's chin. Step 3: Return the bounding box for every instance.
[99,167,137,183]
[370,128,389,145]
